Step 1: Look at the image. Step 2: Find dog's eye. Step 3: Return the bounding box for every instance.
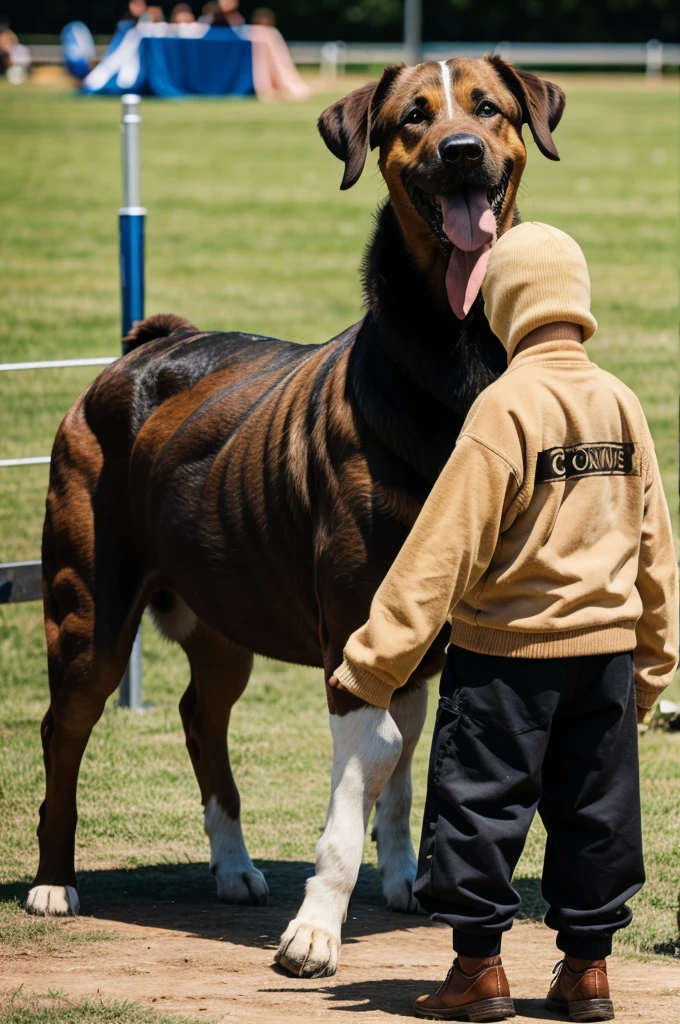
[476,101,499,118]
[404,107,427,126]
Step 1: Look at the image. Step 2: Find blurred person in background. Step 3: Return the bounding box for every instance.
[170,3,195,23]
[251,7,276,27]
[211,0,245,27]
[198,1,219,24]
[146,6,166,22]
[0,22,31,83]
[0,23,16,73]
[117,0,150,31]
[248,4,309,101]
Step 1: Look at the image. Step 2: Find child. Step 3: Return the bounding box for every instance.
[330,223,678,1022]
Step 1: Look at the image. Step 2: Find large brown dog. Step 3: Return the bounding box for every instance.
[27,57,564,978]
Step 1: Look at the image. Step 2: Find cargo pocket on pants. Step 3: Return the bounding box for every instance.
[432,694,464,790]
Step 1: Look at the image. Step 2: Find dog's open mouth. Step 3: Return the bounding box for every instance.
[408,160,512,320]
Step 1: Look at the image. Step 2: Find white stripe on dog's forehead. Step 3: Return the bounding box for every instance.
[439,59,454,117]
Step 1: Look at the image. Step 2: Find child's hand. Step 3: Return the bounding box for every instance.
[328,674,347,691]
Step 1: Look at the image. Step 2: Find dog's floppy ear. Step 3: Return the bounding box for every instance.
[318,65,404,190]
[488,56,565,161]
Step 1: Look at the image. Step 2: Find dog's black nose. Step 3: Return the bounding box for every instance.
[439,133,485,168]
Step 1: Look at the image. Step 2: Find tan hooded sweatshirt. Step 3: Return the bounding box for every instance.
[335,223,678,710]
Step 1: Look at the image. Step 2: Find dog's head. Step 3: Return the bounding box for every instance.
[318,57,565,318]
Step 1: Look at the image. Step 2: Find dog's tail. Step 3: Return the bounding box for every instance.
[123,313,198,354]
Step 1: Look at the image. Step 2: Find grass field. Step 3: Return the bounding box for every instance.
[0,991,197,1024]
[0,73,679,1012]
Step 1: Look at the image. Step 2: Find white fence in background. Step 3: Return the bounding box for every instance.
[295,40,679,74]
[28,39,680,74]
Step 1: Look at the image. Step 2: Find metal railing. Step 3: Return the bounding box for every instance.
[0,359,117,469]
[0,97,146,710]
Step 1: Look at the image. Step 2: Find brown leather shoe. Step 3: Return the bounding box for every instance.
[414,956,515,1021]
[545,958,615,1021]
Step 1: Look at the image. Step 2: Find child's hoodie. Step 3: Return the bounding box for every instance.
[335,223,678,711]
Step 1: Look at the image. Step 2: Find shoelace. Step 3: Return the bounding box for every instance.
[436,964,456,996]
[552,958,565,981]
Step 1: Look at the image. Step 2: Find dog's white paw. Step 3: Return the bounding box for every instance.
[25,885,80,917]
[275,919,340,978]
[205,796,268,905]
[213,864,269,905]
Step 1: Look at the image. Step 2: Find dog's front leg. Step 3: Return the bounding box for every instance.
[275,703,402,978]
[373,679,428,912]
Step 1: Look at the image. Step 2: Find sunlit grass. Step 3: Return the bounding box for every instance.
[0,991,197,1024]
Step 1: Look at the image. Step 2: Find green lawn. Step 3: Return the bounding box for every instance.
[0,74,679,988]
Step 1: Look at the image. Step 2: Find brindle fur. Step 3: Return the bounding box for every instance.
[34,59,564,898]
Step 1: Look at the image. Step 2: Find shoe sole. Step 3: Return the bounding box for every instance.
[414,996,516,1022]
[545,997,615,1022]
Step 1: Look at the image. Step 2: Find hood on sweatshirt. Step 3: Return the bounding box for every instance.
[481,221,598,363]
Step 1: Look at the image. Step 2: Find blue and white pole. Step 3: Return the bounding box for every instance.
[118,93,145,709]
[120,94,146,343]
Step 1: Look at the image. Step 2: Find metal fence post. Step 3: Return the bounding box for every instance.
[645,39,663,78]
[403,0,422,66]
[118,93,145,710]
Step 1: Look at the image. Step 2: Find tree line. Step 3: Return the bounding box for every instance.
[6,0,678,42]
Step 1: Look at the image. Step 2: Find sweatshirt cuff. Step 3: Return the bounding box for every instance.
[634,685,663,711]
[334,660,396,709]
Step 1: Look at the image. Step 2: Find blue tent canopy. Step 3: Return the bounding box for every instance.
[82,25,255,97]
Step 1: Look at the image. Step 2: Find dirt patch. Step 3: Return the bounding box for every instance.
[2,897,679,1023]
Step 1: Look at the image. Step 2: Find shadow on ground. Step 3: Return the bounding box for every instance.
[0,862,546,949]
[260,977,563,1020]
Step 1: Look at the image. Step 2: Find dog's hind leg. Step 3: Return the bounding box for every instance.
[27,407,144,916]
[178,622,268,906]
[373,679,428,913]
[276,693,403,978]
[27,642,132,917]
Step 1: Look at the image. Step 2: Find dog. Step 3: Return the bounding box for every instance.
[27,57,564,978]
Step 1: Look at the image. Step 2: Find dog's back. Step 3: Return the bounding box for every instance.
[50,315,365,666]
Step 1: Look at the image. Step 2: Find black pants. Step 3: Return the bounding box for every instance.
[412,646,644,960]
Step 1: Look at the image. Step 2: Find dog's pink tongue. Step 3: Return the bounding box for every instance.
[446,245,492,320]
[441,187,496,319]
